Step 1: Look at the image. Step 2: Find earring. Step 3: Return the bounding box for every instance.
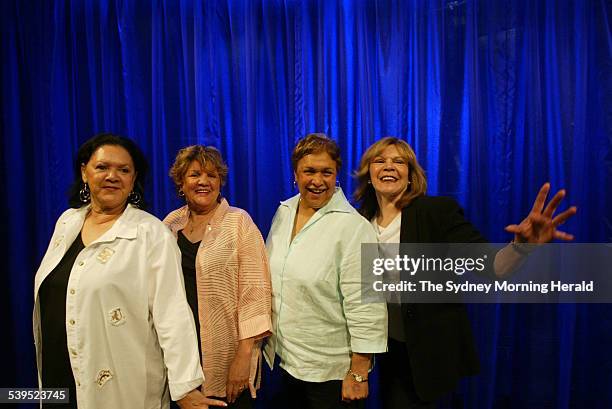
[367,180,372,184]
[178,189,185,197]
[79,182,90,203]
[336,180,340,188]
[293,180,297,189]
[128,191,142,206]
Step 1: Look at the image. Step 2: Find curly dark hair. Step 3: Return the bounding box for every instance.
[67,133,149,209]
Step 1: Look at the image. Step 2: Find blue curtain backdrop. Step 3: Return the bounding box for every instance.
[1,0,611,407]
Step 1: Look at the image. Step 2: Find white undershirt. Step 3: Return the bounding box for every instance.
[371,213,406,341]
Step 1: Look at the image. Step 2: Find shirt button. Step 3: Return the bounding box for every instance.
[76,380,80,387]
[69,319,75,325]
[71,349,77,356]
[78,261,85,266]
[70,289,76,295]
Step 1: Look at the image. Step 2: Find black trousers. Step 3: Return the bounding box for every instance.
[273,366,365,409]
[378,338,436,409]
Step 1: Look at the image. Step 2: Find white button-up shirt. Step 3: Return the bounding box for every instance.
[264,188,388,382]
[33,204,203,409]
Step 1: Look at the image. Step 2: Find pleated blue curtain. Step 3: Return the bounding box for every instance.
[1,0,610,407]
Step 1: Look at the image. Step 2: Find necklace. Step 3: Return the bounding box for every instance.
[188,216,210,234]
[188,204,219,234]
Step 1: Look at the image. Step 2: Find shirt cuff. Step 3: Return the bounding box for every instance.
[239,314,272,340]
[170,376,204,401]
[350,338,388,354]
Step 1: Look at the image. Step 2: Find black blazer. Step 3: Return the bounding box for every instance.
[398,195,490,402]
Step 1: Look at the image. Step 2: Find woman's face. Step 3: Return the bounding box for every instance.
[181,160,221,213]
[81,144,136,213]
[369,144,410,201]
[294,151,337,211]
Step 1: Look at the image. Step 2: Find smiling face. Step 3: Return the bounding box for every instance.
[294,151,338,211]
[369,144,410,203]
[181,160,221,214]
[81,145,137,214]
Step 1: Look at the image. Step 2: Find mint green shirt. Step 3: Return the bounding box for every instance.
[264,188,387,382]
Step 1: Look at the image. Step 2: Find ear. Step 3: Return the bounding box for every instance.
[293,171,298,182]
[81,164,87,183]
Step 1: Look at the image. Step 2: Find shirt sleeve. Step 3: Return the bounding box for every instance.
[339,218,388,354]
[237,214,273,340]
[147,228,204,401]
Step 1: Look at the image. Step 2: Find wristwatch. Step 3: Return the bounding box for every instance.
[347,369,368,383]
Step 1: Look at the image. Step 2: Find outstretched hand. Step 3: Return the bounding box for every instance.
[505,183,577,244]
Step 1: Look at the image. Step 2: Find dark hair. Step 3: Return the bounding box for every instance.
[68,133,149,209]
[291,133,342,171]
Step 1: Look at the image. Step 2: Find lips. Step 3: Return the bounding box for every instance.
[306,187,327,194]
[379,176,398,182]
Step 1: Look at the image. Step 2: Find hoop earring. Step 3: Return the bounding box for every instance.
[178,189,185,197]
[128,191,142,206]
[293,180,297,189]
[79,183,91,203]
[367,180,372,184]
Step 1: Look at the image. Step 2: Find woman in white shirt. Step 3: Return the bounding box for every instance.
[33,133,226,409]
[265,133,387,409]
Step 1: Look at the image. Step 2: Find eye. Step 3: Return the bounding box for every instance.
[393,158,407,165]
[207,172,218,178]
[120,168,131,174]
[95,164,107,170]
[323,171,333,176]
[372,158,385,164]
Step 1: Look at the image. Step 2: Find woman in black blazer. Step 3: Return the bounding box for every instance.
[354,137,576,408]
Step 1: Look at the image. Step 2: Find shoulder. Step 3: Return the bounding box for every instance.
[404,195,461,214]
[222,205,262,233]
[125,206,174,238]
[163,205,188,226]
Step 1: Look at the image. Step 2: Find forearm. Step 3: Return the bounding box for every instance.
[494,243,531,278]
[350,352,372,375]
[237,337,256,354]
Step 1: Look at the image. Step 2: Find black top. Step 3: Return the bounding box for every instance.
[177,230,202,360]
[397,196,494,402]
[39,233,84,408]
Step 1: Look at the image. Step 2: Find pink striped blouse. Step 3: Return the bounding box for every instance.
[164,199,272,398]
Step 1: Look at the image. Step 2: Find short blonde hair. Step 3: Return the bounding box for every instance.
[169,145,228,194]
[354,137,427,220]
[291,133,342,171]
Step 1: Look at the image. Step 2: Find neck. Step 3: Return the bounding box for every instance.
[189,201,220,218]
[375,192,401,225]
[88,203,125,223]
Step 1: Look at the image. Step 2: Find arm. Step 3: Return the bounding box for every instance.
[339,221,388,401]
[146,230,203,401]
[226,215,272,402]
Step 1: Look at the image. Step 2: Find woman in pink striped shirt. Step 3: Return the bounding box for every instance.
[164,145,272,409]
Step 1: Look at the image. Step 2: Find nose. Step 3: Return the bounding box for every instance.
[311,173,324,185]
[105,169,119,181]
[197,174,211,185]
[383,159,395,170]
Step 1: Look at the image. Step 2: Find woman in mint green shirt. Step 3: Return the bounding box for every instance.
[264,133,387,409]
